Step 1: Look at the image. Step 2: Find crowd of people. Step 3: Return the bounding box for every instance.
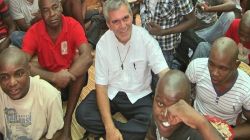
[0,0,249,139]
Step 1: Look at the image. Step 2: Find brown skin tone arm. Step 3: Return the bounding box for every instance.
[15,18,30,32]
[96,84,123,140]
[147,11,196,36]
[233,109,250,139]
[0,15,16,52]
[60,44,93,139]
[198,0,236,12]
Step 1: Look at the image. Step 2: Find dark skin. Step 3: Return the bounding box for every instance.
[0,47,63,139]
[147,10,196,36]
[12,0,41,31]
[26,0,93,139]
[207,37,250,139]
[61,0,86,30]
[151,70,222,140]
[238,10,250,46]
[0,2,16,52]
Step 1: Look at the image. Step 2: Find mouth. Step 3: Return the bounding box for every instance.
[9,88,20,97]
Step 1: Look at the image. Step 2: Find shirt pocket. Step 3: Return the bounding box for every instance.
[155,1,175,20]
[130,59,148,84]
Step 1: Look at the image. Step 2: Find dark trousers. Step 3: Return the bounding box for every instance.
[75,90,153,140]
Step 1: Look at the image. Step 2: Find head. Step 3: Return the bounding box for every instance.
[153,70,191,138]
[0,47,30,100]
[39,0,63,29]
[103,0,133,44]
[208,37,240,86]
[239,10,250,45]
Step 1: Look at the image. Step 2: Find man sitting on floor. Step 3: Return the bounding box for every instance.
[186,37,250,139]
[147,70,222,140]
[22,0,93,138]
[75,0,169,139]
[0,47,64,139]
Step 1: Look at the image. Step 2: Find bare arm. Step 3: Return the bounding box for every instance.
[15,18,30,31]
[96,84,123,140]
[0,14,16,52]
[68,44,93,77]
[199,0,236,12]
[233,109,250,139]
[147,11,196,36]
[167,100,223,140]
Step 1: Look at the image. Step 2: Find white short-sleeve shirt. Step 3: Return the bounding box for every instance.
[95,25,168,104]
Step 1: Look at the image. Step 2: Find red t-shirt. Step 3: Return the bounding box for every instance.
[22,16,88,72]
[0,0,9,39]
[225,19,250,64]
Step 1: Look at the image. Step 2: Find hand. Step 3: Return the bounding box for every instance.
[52,69,76,89]
[166,99,206,129]
[146,22,163,36]
[52,128,72,140]
[196,2,209,12]
[31,12,42,25]
[106,127,123,140]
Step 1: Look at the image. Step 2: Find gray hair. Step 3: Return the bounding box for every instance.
[103,0,132,21]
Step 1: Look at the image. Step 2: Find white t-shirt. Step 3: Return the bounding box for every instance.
[0,76,64,140]
[95,25,168,104]
[186,58,250,125]
[9,0,39,26]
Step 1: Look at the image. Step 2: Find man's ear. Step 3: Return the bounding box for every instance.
[106,20,110,29]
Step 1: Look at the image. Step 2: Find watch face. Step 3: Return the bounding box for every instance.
[204,115,234,140]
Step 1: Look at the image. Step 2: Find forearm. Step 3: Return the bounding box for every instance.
[162,12,196,35]
[233,122,250,139]
[30,64,55,82]
[63,77,84,134]
[197,119,223,140]
[206,2,236,12]
[69,46,93,77]
[96,84,115,129]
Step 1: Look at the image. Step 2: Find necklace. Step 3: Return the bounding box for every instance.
[116,45,131,70]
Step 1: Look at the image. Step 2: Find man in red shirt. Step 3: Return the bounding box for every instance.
[22,0,93,139]
[225,10,250,64]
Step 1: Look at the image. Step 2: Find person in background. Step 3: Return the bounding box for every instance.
[186,37,250,139]
[22,0,93,139]
[9,0,40,47]
[0,0,16,52]
[0,47,64,139]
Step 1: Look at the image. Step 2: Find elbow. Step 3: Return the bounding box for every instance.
[86,53,94,68]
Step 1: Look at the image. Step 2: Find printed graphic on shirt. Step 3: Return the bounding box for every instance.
[61,41,68,55]
[4,108,32,140]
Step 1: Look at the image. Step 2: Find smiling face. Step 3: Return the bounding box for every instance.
[153,70,189,138]
[39,0,62,29]
[106,4,133,44]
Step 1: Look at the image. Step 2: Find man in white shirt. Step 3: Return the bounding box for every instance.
[75,0,169,139]
[186,37,250,139]
[0,47,64,139]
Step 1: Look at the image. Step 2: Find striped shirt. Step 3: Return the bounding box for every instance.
[186,58,250,126]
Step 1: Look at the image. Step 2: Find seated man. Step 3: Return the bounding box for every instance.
[0,47,64,139]
[0,0,16,52]
[192,10,250,65]
[75,0,169,139]
[186,37,250,139]
[8,0,41,47]
[194,0,237,43]
[22,0,93,138]
[147,70,222,140]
